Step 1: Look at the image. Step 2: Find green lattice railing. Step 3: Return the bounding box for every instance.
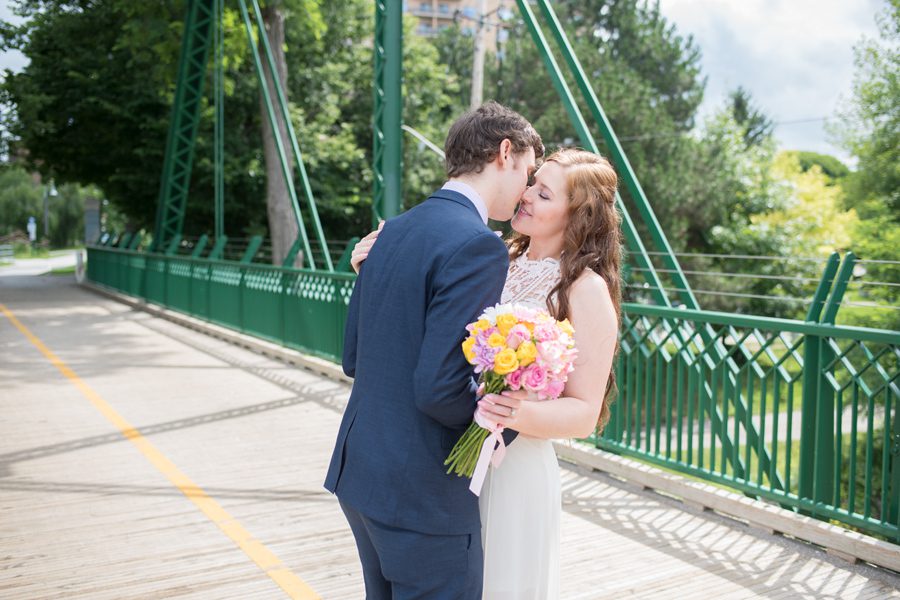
[89,246,353,363]
[603,304,899,542]
[86,245,900,542]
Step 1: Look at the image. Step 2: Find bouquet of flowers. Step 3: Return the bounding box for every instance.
[445,303,578,494]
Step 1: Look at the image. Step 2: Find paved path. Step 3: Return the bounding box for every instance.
[0,250,79,277]
[1,274,898,599]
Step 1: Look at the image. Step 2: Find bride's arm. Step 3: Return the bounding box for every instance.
[478,272,618,439]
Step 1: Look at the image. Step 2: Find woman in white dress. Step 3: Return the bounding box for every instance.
[352,148,622,599]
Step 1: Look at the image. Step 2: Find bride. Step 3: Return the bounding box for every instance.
[352,148,621,599]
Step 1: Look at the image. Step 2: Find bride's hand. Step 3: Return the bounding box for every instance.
[477,390,530,428]
[350,221,384,274]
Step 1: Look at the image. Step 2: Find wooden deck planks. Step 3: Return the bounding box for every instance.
[0,275,898,599]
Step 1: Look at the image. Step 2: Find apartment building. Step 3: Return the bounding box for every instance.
[405,0,507,46]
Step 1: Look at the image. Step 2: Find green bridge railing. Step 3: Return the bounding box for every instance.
[87,245,354,363]
[606,303,899,542]
[86,245,900,542]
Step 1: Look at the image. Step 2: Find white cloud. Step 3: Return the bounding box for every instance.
[658,0,883,162]
[0,2,28,74]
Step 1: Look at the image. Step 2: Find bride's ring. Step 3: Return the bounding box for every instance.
[510,408,517,417]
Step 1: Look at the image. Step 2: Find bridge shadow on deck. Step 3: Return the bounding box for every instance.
[560,463,900,598]
[0,393,339,470]
[0,478,332,503]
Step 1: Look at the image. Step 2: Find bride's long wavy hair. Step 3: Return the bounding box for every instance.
[508,149,623,432]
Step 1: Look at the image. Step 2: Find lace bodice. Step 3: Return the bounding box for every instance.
[500,251,561,310]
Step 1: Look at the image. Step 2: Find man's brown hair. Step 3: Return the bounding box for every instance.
[443,101,544,178]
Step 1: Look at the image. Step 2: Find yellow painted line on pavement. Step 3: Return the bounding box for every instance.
[1,302,319,600]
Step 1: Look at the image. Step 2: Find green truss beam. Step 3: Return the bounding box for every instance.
[535,0,699,310]
[247,0,333,271]
[515,0,671,308]
[515,0,782,486]
[372,0,403,227]
[153,0,215,252]
[154,0,333,270]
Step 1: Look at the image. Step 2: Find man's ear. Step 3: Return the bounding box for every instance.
[497,139,513,167]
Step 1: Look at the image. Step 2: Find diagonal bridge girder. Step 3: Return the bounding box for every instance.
[516,0,774,488]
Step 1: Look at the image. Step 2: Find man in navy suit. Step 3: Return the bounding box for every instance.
[325,102,543,599]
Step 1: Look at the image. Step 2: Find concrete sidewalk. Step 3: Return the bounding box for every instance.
[1,274,897,599]
[0,250,79,277]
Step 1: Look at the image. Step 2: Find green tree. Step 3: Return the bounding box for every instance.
[730,86,774,149]
[755,152,857,257]
[793,151,850,181]
[2,0,462,254]
[0,164,93,247]
[431,1,756,255]
[831,0,899,330]
[0,166,42,237]
[834,0,899,220]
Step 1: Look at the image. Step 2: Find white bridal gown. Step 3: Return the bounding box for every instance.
[480,251,562,599]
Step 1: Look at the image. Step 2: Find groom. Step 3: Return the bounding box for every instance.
[325,102,543,599]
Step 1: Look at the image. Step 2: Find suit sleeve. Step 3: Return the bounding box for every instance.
[341,272,361,378]
[413,231,508,428]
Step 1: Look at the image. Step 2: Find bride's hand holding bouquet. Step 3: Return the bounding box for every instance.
[445,303,577,495]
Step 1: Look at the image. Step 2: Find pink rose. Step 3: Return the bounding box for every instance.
[505,368,524,390]
[505,324,531,350]
[541,379,566,400]
[513,305,538,322]
[534,322,558,342]
[537,340,564,370]
[523,364,548,393]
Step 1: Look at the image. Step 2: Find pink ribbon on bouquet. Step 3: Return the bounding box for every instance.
[468,408,507,497]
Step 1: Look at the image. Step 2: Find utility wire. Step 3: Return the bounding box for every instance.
[625,283,812,304]
[617,118,829,142]
[628,266,824,284]
[627,284,899,311]
[642,251,830,262]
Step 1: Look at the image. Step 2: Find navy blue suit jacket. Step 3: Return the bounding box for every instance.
[324,189,510,535]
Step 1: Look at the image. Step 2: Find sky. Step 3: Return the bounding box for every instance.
[0,4,25,71]
[657,0,883,162]
[0,1,885,164]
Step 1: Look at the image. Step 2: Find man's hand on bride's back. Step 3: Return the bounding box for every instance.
[351,221,384,274]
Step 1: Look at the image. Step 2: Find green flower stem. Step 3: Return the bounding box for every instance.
[444,371,509,477]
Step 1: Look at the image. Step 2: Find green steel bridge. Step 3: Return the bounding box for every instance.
[84,0,899,553]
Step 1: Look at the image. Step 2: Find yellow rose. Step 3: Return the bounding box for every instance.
[522,321,535,334]
[496,313,518,337]
[558,318,575,337]
[461,336,477,363]
[516,340,537,367]
[493,348,519,375]
[487,332,506,348]
[471,318,491,335]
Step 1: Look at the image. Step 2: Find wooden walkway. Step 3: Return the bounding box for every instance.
[1,274,898,599]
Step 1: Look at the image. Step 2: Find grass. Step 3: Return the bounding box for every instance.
[8,244,84,259]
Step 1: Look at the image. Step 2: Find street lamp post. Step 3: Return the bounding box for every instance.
[470,0,487,110]
[42,180,58,244]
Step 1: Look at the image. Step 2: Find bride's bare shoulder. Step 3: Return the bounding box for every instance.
[570,270,616,328]
[572,269,610,297]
